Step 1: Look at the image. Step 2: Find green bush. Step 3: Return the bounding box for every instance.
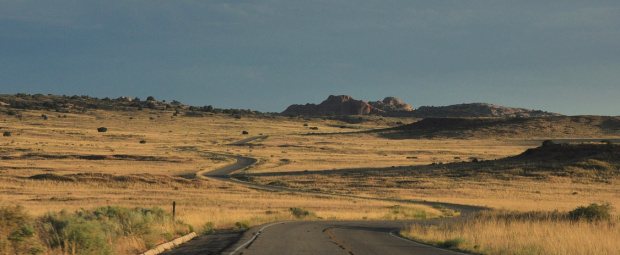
[200,222,216,234]
[97,127,107,132]
[568,203,614,221]
[234,221,250,230]
[38,206,183,254]
[40,210,112,255]
[2,131,10,137]
[289,207,314,218]
[1,205,44,254]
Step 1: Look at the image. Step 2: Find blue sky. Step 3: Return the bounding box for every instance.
[2,1,619,115]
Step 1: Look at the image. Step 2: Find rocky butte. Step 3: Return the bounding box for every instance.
[282,95,415,116]
[282,95,562,118]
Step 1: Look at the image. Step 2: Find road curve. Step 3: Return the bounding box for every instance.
[167,136,479,255]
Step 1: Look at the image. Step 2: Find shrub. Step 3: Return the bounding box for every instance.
[242,131,249,135]
[0,205,43,254]
[139,140,146,144]
[200,222,216,234]
[40,211,111,255]
[440,237,464,248]
[97,127,107,132]
[289,207,314,218]
[568,203,614,221]
[234,221,250,230]
[3,131,10,137]
[38,206,179,254]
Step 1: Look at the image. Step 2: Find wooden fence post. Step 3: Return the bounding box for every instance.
[173,201,176,221]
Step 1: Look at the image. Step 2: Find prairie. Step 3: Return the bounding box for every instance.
[1,104,619,254]
[0,108,449,254]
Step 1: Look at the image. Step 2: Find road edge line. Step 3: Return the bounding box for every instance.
[389,229,467,255]
[228,221,289,255]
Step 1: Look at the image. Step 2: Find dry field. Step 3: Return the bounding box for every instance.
[0,109,447,254]
[1,107,619,254]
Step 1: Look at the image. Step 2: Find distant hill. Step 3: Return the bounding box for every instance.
[386,116,620,139]
[0,93,257,115]
[413,103,562,118]
[282,95,561,118]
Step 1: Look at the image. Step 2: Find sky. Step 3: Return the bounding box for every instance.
[1,1,619,115]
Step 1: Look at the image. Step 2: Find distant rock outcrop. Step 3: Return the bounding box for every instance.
[283,96,561,118]
[369,97,415,112]
[282,95,414,116]
[412,103,562,118]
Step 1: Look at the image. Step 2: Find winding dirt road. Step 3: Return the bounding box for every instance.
[165,136,482,255]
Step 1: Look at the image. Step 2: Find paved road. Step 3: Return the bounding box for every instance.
[224,220,468,255]
[167,136,480,255]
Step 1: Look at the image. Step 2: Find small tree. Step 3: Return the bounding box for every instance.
[97,127,108,133]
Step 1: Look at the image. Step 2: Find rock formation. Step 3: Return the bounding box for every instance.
[282,96,561,118]
[369,97,415,112]
[282,95,414,116]
[412,103,562,118]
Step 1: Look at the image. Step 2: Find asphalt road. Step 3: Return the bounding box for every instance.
[224,220,468,255]
[166,136,480,255]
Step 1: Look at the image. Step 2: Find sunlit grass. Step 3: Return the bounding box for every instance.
[401,209,620,255]
[2,108,619,254]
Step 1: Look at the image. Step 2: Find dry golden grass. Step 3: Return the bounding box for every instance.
[2,107,619,254]
[401,210,620,255]
[0,109,450,240]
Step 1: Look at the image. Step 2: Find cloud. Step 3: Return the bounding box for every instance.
[1,1,619,114]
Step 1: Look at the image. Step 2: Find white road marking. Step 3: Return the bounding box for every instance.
[389,229,468,255]
[228,221,290,255]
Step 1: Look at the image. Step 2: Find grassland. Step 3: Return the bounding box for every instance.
[1,105,619,254]
[0,108,447,254]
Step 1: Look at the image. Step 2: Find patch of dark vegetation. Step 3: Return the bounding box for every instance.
[5,153,175,162]
[568,203,614,222]
[289,207,315,218]
[79,155,108,160]
[267,180,290,187]
[28,174,76,182]
[26,172,200,186]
